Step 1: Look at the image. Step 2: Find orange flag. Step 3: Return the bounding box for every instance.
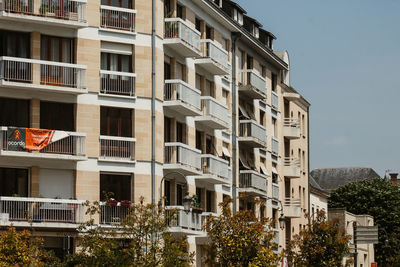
[25,128,55,150]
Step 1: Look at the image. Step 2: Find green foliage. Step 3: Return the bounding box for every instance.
[65,196,194,267]
[328,178,400,266]
[286,211,351,267]
[0,227,60,266]
[203,196,282,267]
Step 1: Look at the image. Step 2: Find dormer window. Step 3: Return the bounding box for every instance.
[233,8,243,25]
[254,26,259,38]
[213,0,222,8]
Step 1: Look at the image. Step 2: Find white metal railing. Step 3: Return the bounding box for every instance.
[100,201,132,225]
[201,96,229,126]
[100,5,136,32]
[240,70,267,96]
[165,206,202,231]
[239,120,267,145]
[0,127,86,156]
[271,91,279,110]
[0,56,87,90]
[283,118,300,128]
[99,136,135,160]
[200,39,230,73]
[201,154,230,179]
[164,142,202,171]
[272,228,279,245]
[164,79,201,111]
[164,18,201,53]
[271,137,279,155]
[284,157,300,167]
[0,0,87,23]
[100,70,136,96]
[0,197,85,224]
[272,183,279,199]
[284,197,301,208]
[239,170,268,192]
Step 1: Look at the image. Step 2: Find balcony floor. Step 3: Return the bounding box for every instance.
[163,100,202,116]
[193,174,230,186]
[238,187,268,197]
[164,40,202,58]
[0,80,88,95]
[238,137,267,148]
[0,150,87,162]
[238,85,266,99]
[195,116,229,130]
[163,164,202,176]
[195,58,229,76]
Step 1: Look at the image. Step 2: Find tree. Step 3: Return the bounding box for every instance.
[286,211,351,267]
[203,196,281,267]
[65,196,194,267]
[329,178,400,266]
[0,226,59,266]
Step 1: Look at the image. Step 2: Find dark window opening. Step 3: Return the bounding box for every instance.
[164,180,171,205]
[177,184,183,206]
[176,4,183,19]
[0,30,30,58]
[164,62,171,80]
[100,173,131,201]
[0,168,28,197]
[101,52,132,73]
[40,101,75,131]
[164,117,172,142]
[41,35,75,63]
[195,18,201,32]
[0,97,30,128]
[101,0,132,9]
[206,190,213,212]
[100,107,132,137]
[272,73,277,92]
[195,130,202,151]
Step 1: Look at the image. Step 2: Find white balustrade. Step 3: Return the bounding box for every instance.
[200,39,230,72]
[100,70,136,96]
[201,96,229,126]
[165,206,202,231]
[100,201,132,225]
[164,18,201,53]
[100,5,136,32]
[100,135,136,160]
[271,91,279,110]
[272,183,279,199]
[240,70,267,96]
[272,137,279,155]
[239,120,267,145]
[201,154,230,179]
[284,157,300,167]
[164,79,201,110]
[164,142,202,170]
[239,170,268,192]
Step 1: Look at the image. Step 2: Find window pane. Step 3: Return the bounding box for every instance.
[101,53,108,70]
[100,173,131,201]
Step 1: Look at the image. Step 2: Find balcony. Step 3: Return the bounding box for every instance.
[0,0,87,28]
[239,70,267,99]
[100,201,131,225]
[239,120,267,148]
[283,118,301,139]
[0,127,86,161]
[195,39,230,75]
[165,206,203,234]
[100,5,136,32]
[239,170,268,196]
[99,136,136,162]
[0,57,87,94]
[272,183,279,199]
[195,154,230,185]
[164,18,201,58]
[164,142,202,175]
[271,137,279,156]
[283,157,301,178]
[271,91,279,110]
[100,70,136,97]
[164,79,202,116]
[272,228,279,246]
[284,197,302,218]
[0,197,85,228]
[195,96,230,129]
[283,92,300,101]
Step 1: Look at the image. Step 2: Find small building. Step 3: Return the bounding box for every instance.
[309,175,329,218]
[329,208,375,267]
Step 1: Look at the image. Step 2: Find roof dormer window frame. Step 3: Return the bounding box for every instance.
[254,26,259,38]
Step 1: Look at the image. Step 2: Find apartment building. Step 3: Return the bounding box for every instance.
[0,0,310,263]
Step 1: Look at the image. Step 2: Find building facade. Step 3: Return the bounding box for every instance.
[0,0,310,263]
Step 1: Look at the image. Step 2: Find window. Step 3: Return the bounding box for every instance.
[101,0,132,8]
[176,121,185,143]
[254,26,259,38]
[164,62,171,80]
[100,107,132,137]
[0,30,30,58]
[206,135,215,154]
[100,173,131,201]
[41,101,75,131]
[101,52,132,72]
[206,25,213,40]
[196,187,203,207]
[222,89,229,107]
[196,130,203,151]
[164,117,172,142]
[271,73,277,92]
[206,190,214,212]
[0,168,28,197]
[195,18,201,32]
[41,35,74,63]
[177,184,183,206]
[164,180,171,205]
[0,97,29,128]
[302,114,305,136]
[176,4,183,19]
[272,118,277,137]
[260,110,265,126]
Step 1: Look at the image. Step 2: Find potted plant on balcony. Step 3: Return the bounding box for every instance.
[106,198,118,207]
[39,2,56,17]
[120,200,132,208]
[191,195,203,214]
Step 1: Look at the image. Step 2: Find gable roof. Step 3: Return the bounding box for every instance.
[310,167,380,193]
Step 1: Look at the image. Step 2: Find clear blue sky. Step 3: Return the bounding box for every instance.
[235,0,400,176]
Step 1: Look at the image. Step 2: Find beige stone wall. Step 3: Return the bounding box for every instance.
[76,38,100,93]
[76,103,100,158]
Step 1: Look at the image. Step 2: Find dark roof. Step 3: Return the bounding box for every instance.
[224,0,246,13]
[309,175,330,196]
[310,167,380,193]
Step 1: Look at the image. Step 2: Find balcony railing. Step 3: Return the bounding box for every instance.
[284,197,302,218]
[164,79,201,111]
[201,154,230,179]
[283,118,301,139]
[283,157,301,178]
[100,70,135,96]
[164,18,201,54]
[165,206,202,232]
[0,0,87,23]
[239,170,268,192]
[200,39,230,73]
[239,70,267,97]
[271,91,279,110]
[271,137,279,156]
[99,136,136,161]
[100,202,132,225]
[100,5,136,32]
[284,157,300,168]
[272,183,279,199]
[0,56,86,90]
[164,142,202,171]
[0,197,85,224]
[0,127,86,156]
[239,120,267,146]
[200,96,229,127]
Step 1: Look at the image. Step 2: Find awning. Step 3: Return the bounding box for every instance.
[239,151,251,170]
[238,104,250,119]
[272,166,278,174]
[260,164,268,176]
[222,146,231,158]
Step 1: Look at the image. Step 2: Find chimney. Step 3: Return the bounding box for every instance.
[389,172,398,186]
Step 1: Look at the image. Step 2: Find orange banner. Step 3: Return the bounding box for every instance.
[25,128,55,151]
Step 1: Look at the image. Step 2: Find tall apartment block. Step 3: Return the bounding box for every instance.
[0,0,310,263]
